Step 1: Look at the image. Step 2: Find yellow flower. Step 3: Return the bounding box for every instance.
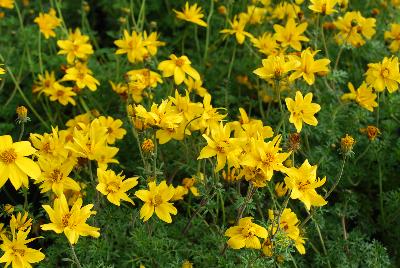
[0,64,5,79]
[63,62,100,91]
[341,82,378,112]
[135,180,177,223]
[268,208,305,254]
[41,194,100,244]
[220,16,253,45]
[171,185,188,201]
[57,28,94,64]
[253,54,299,81]
[34,8,61,39]
[182,260,193,268]
[197,123,241,172]
[3,204,14,214]
[289,48,330,85]
[182,177,199,196]
[275,182,288,197]
[251,33,279,56]
[0,0,14,9]
[340,134,355,154]
[0,135,41,190]
[158,54,200,85]
[365,56,400,93]
[184,77,208,97]
[97,116,126,144]
[272,2,300,20]
[10,212,32,233]
[143,31,166,56]
[225,217,268,249]
[30,127,71,161]
[45,82,77,106]
[32,71,57,95]
[96,168,138,206]
[114,30,148,63]
[308,0,338,15]
[360,126,380,141]
[0,228,45,268]
[384,24,400,53]
[239,5,266,25]
[174,2,208,27]
[285,91,321,133]
[240,135,290,186]
[273,18,309,51]
[284,159,327,210]
[35,157,80,196]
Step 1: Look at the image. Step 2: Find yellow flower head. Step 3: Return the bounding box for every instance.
[275,182,288,197]
[284,159,327,210]
[289,48,330,85]
[225,217,268,249]
[251,33,280,56]
[239,5,266,25]
[63,62,100,91]
[57,28,94,64]
[182,177,199,196]
[174,2,208,27]
[385,24,400,53]
[45,82,77,106]
[253,54,300,81]
[341,82,378,112]
[41,194,100,244]
[285,91,321,132]
[114,30,148,63]
[0,135,41,190]
[340,134,355,154]
[273,18,309,51]
[220,15,253,45]
[97,116,126,144]
[360,126,380,141]
[10,212,32,234]
[365,56,400,93]
[0,228,45,267]
[135,180,178,223]
[34,8,61,39]
[158,54,200,85]
[309,0,338,15]
[0,0,14,9]
[96,168,138,206]
[33,71,57,95]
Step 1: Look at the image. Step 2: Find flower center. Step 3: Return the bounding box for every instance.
[175,58,185,67]
[50,169,63,182]
[0,148,17,164]
[56,90,65,97]
[12,247,25,257]
[62,213,71,227]
[381,68,390,78]
[153,194,163,207]
[106,182,120,193]
[262,152,275,167]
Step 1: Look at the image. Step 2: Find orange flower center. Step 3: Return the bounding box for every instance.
[381,68,390,78]
[62,213,71,227]
[0,148,17,164]
[175,58,185,67]
[106,182,120,193]
[153,194,163,207]
[50,169,63,182]
[56,90,65,97]
[12,247,26,257]
[262,152,275,167]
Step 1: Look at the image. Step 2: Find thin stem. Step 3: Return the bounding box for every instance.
[153,131,157,179]
[38,31,43,74]
[319,16,330,59]
[203,0,214,62]
[69,242,83,268]
[314,219,332,268]
[225,42,237,108]
[333,29,352,72]
[18,123,25,141]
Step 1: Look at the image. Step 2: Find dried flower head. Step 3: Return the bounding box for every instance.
[16,106,30,124]
[141,138,155,153]
[360,126,380,141]
[340,134,355,155]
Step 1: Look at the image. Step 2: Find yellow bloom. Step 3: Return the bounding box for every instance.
[182,177,199,196]
[33,71,57,95]
[385,24,400,53]
[30,127,71,161]
[45,82,77,106]
[143,31,166,56]
[158,54,200,85]
[360,126,380,141]
[0,228,45,268]
[171,185,188,201]
[184,77,208,97]
[97,116,126,144]
[365,56,400,93]
[272,2,300,20]
[174,2,208,27]
[340,134,355,154]
[273,18,309,51]
[41,194,100,244]
[34,8,61,39]
[96,168,138,206]
[0,135,41,190]
[220,16,253,45]
[63,62,100,91]
[239,5,266,25]
[225,217,268,249]
[10,212,32,233]
[0,0,14,9]
[197,123,241,172]
[35,157,80,196]
[275,182,288,197]
[289,48,330,85]
[114,30,148,63]
[0,64,5,79]
[135,181,177,223]
[251,33,279,56]
[284,159,327,210]
[308,0,338,15]
[57,28,94,64]
[285,91,321,133]
[253,54,299,81]
[341,82,378,112]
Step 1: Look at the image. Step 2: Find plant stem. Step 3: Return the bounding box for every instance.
[203,0,214,62]
[18,123,25,141]
[69,242,83,268]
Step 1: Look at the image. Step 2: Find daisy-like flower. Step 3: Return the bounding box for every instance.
[253,54,299,81]
[308,0,338,15]
[114,30,148,63]
[33,8,61,39]
[220,15,253,45]
[63,62,100,91]
[97,116,127,144]
[251,33,279,56]
[0,0,14,9]
[341,82,378,112]
[32,71,57,95]
[273,18,309,51]
[45,82,77,106]
[135,180,177,223]
[0,135,41,190]
[365,56,400,93]
[158,54,200,85]
[41,194,100,244]
[384,24,400,53]
[96,168,138,206]
[0,64,5,79]
[57,28,94,64]
[0,228,45,268]
[225,217,268,249]
[289,48,330,85]
[173,2,208,27]
[285,91,321,133]
[283,159,327,210]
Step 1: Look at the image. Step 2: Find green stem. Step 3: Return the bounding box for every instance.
[38,31,43,74]
[69,242,83,268]
[18,123,25,141]
[203,0,214,62]
[225,42,237,108]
